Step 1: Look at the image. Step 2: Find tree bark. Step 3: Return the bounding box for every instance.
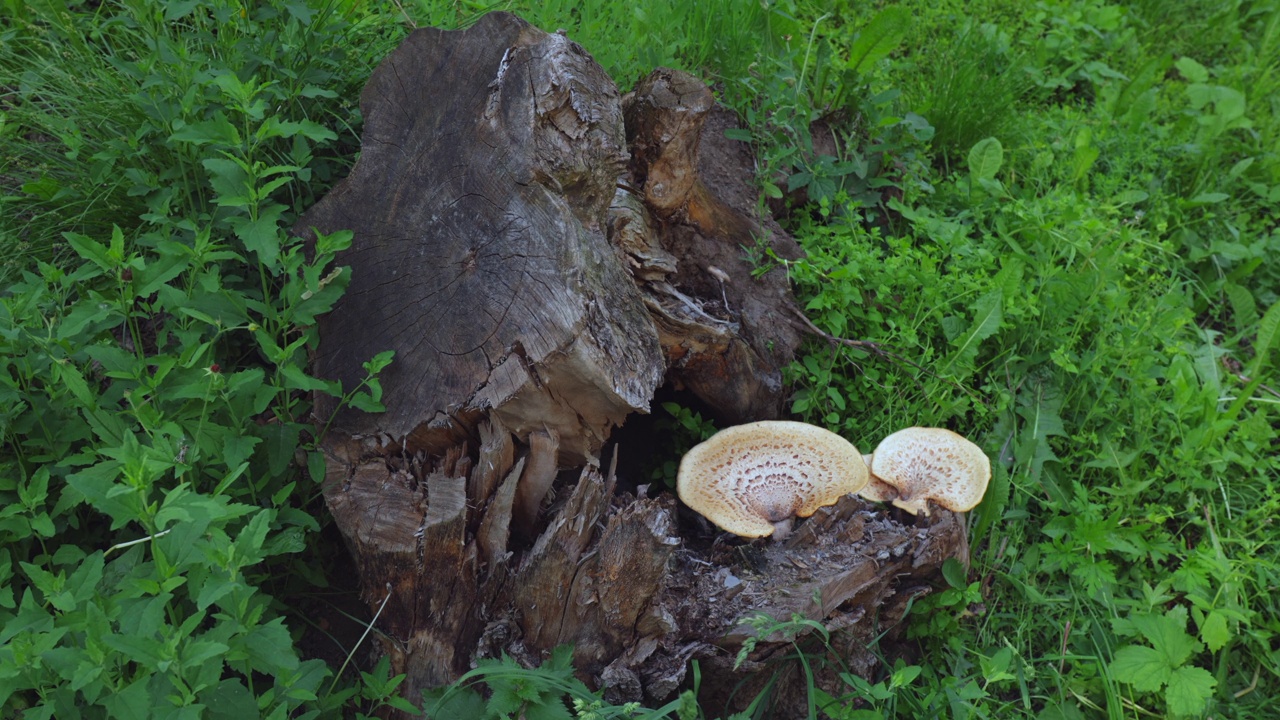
[297,12,969,717]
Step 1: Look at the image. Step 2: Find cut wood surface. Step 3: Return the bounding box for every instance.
[297,12,968,716]
[297,12,664,463]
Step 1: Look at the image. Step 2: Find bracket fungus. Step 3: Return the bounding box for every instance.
[856,453,901,503]
[676,421,869,540]
[867,427,990,516]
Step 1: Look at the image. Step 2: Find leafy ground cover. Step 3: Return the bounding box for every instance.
[2,0,1277,718]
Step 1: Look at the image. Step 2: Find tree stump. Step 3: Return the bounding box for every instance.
[296,12,968,716]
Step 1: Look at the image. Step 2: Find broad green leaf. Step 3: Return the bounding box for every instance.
[1227,156,1255,179]
[281,658,329,702]
[1113,189,1149,206]
[163,0,200,20]
[244,618,300,675]
[1110,645,1169,692]
[1130,606,1199,668]
[847,6,910,74]
[66,461,144,530]
[275,119,336,142]
[22,175,63,202]
[422,687,488,720]
[280,364,332,392]
[1224,282,1258,335]
[52,361,95,406]
[941,558,967,589]
[181,639,230,669]
[548,644,576,672]
[364,349,396,374]
[306,451,327,485]
[1175,56,1209,83]
[1017,387,1067,441]
[40,646,87,685]
[102,675,151,720]
[58,298,119,339]
[203,679,258,720]
[0,590,54,644]
[18,466,50,510]
[1247,300,1280,379]
[971,461,1009,548]
[1165,665,1216,717]
[66,551,104,606]
[525,696,575,720]
[220,434,261,471]
[945,289,1003,374]
[227,204,285,269]
[63,231,114,272]
[487,679,525,716]
[104,633,167,669]
[968,138,1003,183]
[22,562,78,612]
[117,593,173,639]
[70,660,103,693]
[195,576,244,612]
[1209,87,1246,120]
[1072,140,1099,183]
[232,509,274,568]
[981,647,1016,685]
[262,421,302,478]
[1200,610,1230,652]
[29,513,55,538]
[170,114,241,147]
[202,158,251,207]
[134,251,190,296]
[1188,192,1229,205]
[83,344,138,374]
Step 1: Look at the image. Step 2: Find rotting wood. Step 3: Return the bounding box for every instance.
[297,13,665,464]
[615,67,806,424]
[298,12,969,718]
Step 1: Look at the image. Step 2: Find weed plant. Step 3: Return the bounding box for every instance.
[0,0,411,716]
[3,0,1280,718]
[908,22,1036,170]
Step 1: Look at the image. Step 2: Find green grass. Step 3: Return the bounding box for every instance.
[2,0,1278,718]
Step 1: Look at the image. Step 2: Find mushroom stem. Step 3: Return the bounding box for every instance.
[770,518,793,541]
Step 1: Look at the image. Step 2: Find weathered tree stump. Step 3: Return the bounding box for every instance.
[296,12,968,716]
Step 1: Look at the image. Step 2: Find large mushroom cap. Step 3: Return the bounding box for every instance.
[869,427,990,516]
[677,421,869,538]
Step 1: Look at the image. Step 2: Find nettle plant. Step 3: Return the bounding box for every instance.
[0,1,398,717]
[0,154,388,718]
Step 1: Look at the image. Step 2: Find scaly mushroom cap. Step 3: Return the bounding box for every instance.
[870,427,990,516]
[855,453,901,503]
[677,421,869,538]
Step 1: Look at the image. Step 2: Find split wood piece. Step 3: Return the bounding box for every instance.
[616,68,806,422]
[476,456,523,572]
[469,416,515,515]
[296,12,665,463]
[322,444,482,706]
[624,68,716,219]
[510,427,561,542]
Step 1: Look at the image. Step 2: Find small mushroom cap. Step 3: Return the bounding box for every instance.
[855,454,901,503]
[677,421,869,537]
[870,427,990,515]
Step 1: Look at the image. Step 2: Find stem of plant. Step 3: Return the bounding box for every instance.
[327,582,394,698]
